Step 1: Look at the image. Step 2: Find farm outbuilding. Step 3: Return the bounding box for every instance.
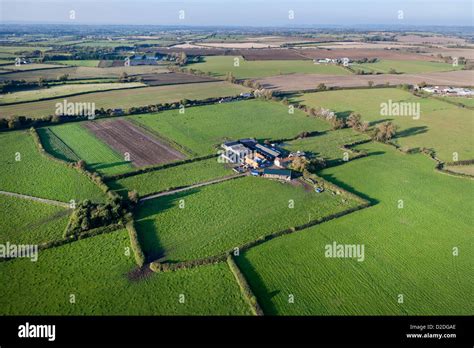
[263,169,293,181]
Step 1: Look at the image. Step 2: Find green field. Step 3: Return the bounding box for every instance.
[0,131,105,203]
[46,123,133,175]
[238,142,474,315]
[0,195,70,245]
[0,82,145,104]
[0,81,249,118]
[190,56,352,78]
[110,158,234,197]
[351,59,461,74]
[441,96,474,108]
[284,128,370,165]
[295,88,474,161]
[0,65,168,83]
[131,99,330,156]
[0,230,251,315]
[37,128,81,162]
[136,176,359,262]
[51,60,100,67]
[0,63,64,72]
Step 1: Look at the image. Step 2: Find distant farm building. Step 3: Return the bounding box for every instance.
[263,169,293,181]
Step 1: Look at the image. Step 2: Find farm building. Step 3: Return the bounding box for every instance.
[263,169,293,181]
[221,141,252,164]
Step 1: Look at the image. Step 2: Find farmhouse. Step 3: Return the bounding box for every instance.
[263,169,293,181]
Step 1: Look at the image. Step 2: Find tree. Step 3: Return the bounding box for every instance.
[317,83,327,91]
[58,74,69,81]
[308,157,327,171]
[119,72,129,82]
[289,156,310,172]
[76,160,86,170]
[346,113,362,130]
[359,121,369,132]
[331,117,345,130]
[128,190,139,205]
[373,121,397,142]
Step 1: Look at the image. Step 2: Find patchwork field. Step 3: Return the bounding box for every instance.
[0,82,145,105]
[0,131,105,202]
[141,72,217,86]
[293,88,474,161]
[238,142,474,315]
[0,63,64,71]
[84,119,186,167]
[0,195,70,245]
[255,70,474,91]
[190,56,352,78]
[284,129,370,165]
[0,230,252,315]
[51,60,101,67]
[0,81,249,118]
[350,59,461,74]
[131,99,331,156]
[0,65,168,82]
[110,157,234,197]
[135,176,360,262]
[43,123,134,175]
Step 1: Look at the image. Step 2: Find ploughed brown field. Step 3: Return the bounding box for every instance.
[255,70,474,91]
[298,48,444,62]
[84,119,185,167]
[140,72,217,86]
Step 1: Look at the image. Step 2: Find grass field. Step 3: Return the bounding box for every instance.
[110,157,234,197]
[46,123,134,175]
[0,230,251,315]
[351,60,461,74]
[0,195,70,245]
[0,81,249,118]
[440,96,474,108]
[238,142,474,315]
[284,129,370,165]
[37,128,81,163]
[0,82,145,105]
[190,56,352,78]
[51,60,100,67]
[0,66,168,83]
[0,63,64,72]
[131,99,331,156]
[136,176,360,262]
[0,131,105,203]
[294,88,474,161]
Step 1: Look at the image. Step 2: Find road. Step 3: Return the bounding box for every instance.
[0,190,71,208]
[140,173,248,201]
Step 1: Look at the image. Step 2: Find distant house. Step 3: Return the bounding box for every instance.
[263,169,293,181]
[130,56,158,66]
[240,92,253,98]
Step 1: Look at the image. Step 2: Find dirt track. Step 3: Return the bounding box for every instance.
[255,70,474,91]
[84,119,186,167]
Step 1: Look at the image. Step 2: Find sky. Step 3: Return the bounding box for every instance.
[0,0,472,27]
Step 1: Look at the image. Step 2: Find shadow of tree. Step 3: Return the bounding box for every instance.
[134,188,200,263]
[395,126,428,139]
[234,253,280,315]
